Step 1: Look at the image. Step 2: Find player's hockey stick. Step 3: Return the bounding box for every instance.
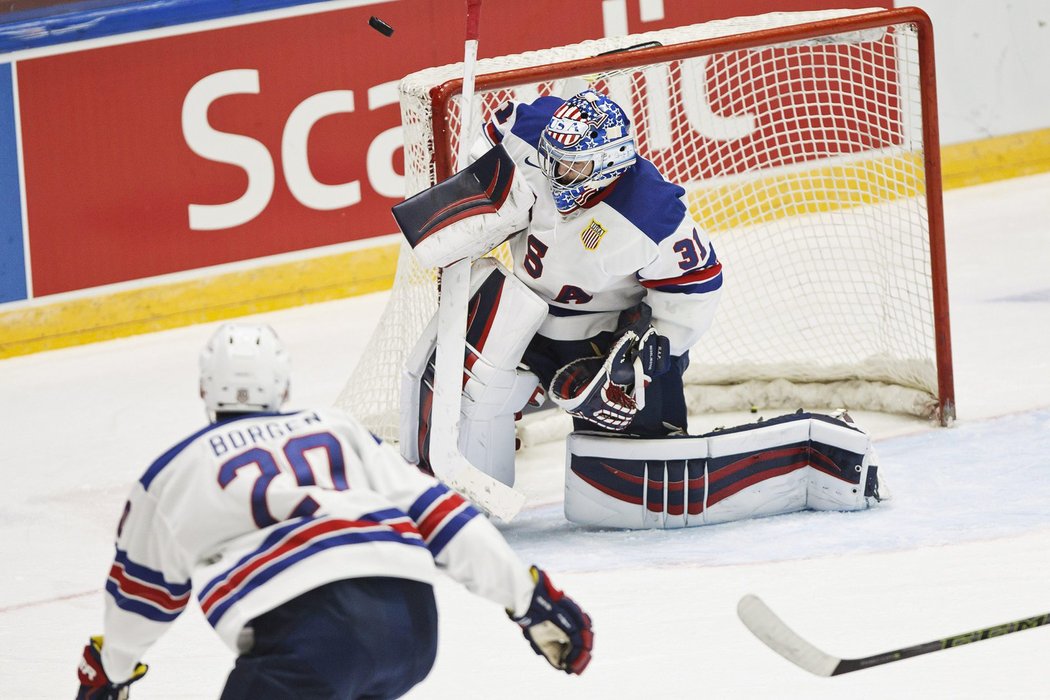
[428,0,525,521]
[737,594,1050,676]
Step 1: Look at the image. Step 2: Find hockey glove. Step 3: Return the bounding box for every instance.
[510,566,593,675]
[76,636,148,700]
[613,304,671,401]
[549,330,639,431]
[632,326,670,409]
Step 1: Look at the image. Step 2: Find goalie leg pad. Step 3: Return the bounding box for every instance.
[564,412,880,529]
[565,432,708,529]
[401,258,546,484]
[459,357,540,486]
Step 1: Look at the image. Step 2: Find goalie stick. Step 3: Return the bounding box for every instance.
[428,0,526,521]
[737,594,1050,676]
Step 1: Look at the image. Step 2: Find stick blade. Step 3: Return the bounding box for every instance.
[737,594,841,677]
[441,453,526,522]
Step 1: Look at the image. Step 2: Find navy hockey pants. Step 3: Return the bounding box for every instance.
[219,577,438,700]
[523,331,690,436]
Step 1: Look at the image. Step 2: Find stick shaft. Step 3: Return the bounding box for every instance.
[434,0,482,448]
[434,0,484,449]
[835,612,1050,675]
[457,0,482,169]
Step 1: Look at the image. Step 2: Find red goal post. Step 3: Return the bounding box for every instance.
[338,7,954,441]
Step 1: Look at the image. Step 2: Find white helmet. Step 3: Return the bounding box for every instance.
[199,323,290,422]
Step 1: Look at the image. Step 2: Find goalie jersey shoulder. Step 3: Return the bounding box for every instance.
[485,96,563,150]
[602,160,688,245]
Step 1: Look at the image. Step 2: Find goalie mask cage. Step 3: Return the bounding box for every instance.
[338,7,954,441]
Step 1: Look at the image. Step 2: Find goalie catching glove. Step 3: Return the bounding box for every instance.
[510,566,593,675]
[76,636,147,700]
[549,308,670,430]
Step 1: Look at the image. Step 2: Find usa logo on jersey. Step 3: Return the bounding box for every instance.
[580,219,607,250]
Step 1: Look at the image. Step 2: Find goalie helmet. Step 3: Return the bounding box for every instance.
[537,90,637,214]
[199,323,290,422]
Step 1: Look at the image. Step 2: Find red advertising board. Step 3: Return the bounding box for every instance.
[15,0,890,296]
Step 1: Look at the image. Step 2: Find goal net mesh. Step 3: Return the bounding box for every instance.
[337,8,948,441]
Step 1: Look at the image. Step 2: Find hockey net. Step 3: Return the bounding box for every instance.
[337,7,954,442]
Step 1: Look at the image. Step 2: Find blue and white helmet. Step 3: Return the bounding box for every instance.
[537,90,637,214]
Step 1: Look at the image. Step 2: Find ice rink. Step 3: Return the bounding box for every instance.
[2,171,1049,698]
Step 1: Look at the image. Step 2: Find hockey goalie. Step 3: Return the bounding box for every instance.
[394,89,884,528]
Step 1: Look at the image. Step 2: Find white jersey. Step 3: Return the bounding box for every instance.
[100,407,535,682]
[482,97,724,355]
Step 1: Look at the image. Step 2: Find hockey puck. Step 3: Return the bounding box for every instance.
[369,16,394,37]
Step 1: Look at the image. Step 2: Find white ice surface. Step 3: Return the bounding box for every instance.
[2,172,1050,698]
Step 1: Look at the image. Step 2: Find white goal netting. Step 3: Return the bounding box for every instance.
[337,8,953,441]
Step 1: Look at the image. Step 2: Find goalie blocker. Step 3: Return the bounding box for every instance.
[565,411,884,529]
[392,144,533,269]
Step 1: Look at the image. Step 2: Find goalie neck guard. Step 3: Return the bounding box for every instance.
[537,90,637,214]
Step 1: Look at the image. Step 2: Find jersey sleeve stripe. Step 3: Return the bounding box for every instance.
[407,484,449,519]
[106,550,190,621]
[424,501,478,556]
[360,508,425,541]
[646,276,724,295]
[408,484,480,556]
[105,579,185,622]
[108,562,191,612]
[639,261,723,290]
[112,549,191,596]
[416,493,463,534]
[198,517,427,625]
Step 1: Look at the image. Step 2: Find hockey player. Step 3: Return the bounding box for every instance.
[396,89,884,529]
[400,89,723,485]
[75,323,593,699]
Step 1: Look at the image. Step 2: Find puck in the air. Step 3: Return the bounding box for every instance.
[369,16,394,37]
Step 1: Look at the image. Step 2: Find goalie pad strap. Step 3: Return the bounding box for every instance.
[564,412,880,529]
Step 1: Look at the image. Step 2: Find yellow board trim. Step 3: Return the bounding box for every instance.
[687,151,925,232]
[1,127,1048,360]
[941,129,1050,189]
[0,244,399,358]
